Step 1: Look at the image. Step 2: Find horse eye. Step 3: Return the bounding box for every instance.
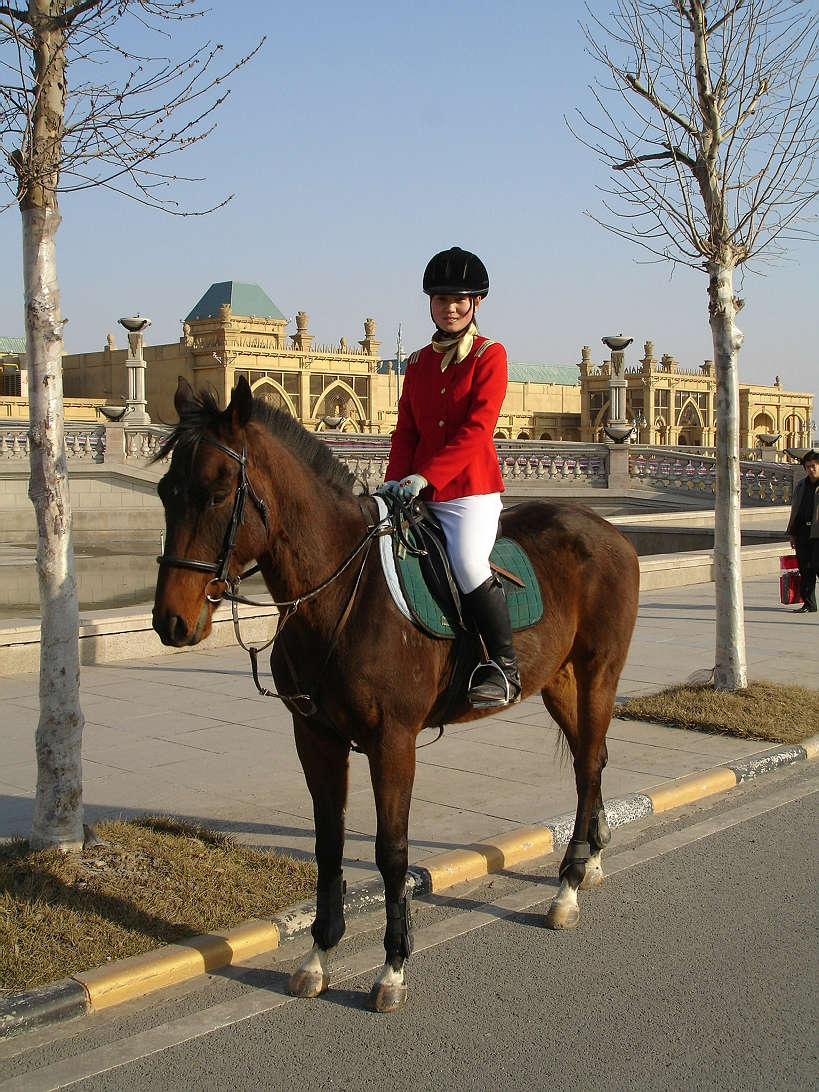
[209,492,229,508]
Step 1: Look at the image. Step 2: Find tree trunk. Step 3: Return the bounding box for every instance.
[23,203,85,851]
[708,260,748,691]
[20,2,85,851]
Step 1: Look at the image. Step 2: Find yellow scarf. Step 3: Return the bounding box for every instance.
[430,321,477,373]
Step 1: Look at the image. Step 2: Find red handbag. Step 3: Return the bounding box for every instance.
[780,554,802,604]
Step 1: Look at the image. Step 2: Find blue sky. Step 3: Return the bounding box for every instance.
[0,0,816,405]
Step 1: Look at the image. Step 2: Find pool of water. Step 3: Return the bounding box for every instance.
[0,543,271,614]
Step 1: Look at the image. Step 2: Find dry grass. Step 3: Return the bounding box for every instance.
[615,681,819,744]
[0,816,316,993]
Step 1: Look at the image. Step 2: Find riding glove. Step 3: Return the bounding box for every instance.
[398,474,428,501]
[376,480,401,497]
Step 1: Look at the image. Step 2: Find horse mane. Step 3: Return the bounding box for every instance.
[156,387,357,495]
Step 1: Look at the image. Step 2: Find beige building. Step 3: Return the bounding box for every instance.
[3,281,814,449]
[579,341,813,449]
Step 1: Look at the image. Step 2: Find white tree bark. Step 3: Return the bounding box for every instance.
[23,202,85,852]
[708,260,748,691]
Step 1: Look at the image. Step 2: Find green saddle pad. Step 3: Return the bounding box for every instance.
[395,535,543,639]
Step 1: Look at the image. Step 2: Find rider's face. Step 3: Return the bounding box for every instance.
[430,294,480,335]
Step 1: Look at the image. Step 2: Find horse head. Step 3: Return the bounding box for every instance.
[153,376,270,646]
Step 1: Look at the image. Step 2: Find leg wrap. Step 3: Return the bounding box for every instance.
[311,874,346,951]
[384,879,414,961]
[559,838,591,881]
[589,808,611,853]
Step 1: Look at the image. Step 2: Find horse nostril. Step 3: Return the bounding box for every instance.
[170,615,189,645]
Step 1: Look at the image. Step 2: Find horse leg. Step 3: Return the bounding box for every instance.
[287,716,350,999]
[366,732,416,1013]
[581,742,610,890]
[542,666,612,929]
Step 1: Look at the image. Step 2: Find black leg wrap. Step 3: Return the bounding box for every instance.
[559,838,591,881]
[384,879,414,961]
[589,808,611,852]
[311,874,346,950]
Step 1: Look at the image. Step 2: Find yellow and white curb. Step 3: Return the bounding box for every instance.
[2,734,816,1039]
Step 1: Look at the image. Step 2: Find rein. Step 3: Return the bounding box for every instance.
[157,436,444,751]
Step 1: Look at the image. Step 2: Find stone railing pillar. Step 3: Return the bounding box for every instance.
[103,423,127,463]
[607,444,630,490]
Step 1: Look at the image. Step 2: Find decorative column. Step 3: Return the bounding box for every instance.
[290,311,314,352]
[118,315,151,424]
[360,317,381,358]
[601,335,633,443]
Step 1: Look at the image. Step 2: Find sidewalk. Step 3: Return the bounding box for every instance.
[0,573,813,881]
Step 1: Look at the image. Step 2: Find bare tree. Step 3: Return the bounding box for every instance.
[572,0,818,690]
[0,0,261,849]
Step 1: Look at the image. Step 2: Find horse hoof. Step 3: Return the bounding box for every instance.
[366,982,408,1013]
[580,865,604,889]
[545,901,580,930]
[287,967,329,998]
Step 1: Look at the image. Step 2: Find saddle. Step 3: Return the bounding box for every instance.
[378,495,543,640]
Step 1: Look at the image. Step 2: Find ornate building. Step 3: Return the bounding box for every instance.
[5,280,813,450]
[579,340,813,449]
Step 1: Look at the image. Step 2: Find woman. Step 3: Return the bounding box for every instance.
[379,246,520,707]
[786,449,819,614]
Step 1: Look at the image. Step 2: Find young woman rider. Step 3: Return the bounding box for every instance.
[379,246,520,708]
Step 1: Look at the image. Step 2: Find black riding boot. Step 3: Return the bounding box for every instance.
[463,575,521,708]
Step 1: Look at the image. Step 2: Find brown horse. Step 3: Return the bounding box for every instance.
[153,376,640,1013]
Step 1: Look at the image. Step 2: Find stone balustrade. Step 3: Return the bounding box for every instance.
[0,422,800,505]
[629,449,794,504]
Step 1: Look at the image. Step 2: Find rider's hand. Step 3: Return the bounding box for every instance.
[398,474,428,501]
[376,480,401,497]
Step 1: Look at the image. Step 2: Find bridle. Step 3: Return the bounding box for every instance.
[155,442,443,749]
[156,435,268,602]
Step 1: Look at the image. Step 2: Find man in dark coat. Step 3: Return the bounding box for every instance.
[786,449,819,614]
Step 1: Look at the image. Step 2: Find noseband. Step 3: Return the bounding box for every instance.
[156,435,268,600]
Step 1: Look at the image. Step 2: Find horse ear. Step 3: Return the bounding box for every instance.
[229,375,253,428]
[174,376,198,418]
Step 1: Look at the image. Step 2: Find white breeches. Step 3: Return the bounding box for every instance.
[427,494,503,594]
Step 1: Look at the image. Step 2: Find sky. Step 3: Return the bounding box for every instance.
[0,1,816,408]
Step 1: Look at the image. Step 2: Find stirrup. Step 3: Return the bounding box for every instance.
[467,659,521,709]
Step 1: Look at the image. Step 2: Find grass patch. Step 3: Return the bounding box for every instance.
[615,681,819,744]
[0,816,316,993]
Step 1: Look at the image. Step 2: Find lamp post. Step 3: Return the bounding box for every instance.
[118,315,151,424]
[631,412,647,444]
[601,335,634,443]
[395,324,404,405]
[786,417,816,460]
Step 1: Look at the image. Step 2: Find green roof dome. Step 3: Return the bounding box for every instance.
[0,336,26,354]
[507,363,581,386]
[186,282,286,322]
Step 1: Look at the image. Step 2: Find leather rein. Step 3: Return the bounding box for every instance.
[155,434,395,740]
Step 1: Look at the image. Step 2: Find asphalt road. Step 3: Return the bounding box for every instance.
[2,762,816,1092]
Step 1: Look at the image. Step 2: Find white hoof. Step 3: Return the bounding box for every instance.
[545,879,580,929]
[287,942,332,998]
[366,962,408,1013]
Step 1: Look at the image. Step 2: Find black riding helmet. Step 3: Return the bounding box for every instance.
[423,247,489,298]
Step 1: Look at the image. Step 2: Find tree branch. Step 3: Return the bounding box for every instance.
[0,4,29,22]
[613,144,698,171]
[623,72,699,136]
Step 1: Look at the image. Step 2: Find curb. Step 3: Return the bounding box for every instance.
[2,735,816,1039]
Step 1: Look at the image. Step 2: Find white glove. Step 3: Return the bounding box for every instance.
[398,474,428,501]
[376,480,401,497]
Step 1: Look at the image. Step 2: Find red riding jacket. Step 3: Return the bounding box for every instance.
[385,335,507,502]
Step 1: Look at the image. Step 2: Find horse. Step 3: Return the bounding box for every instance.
[152,376,640,1013]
